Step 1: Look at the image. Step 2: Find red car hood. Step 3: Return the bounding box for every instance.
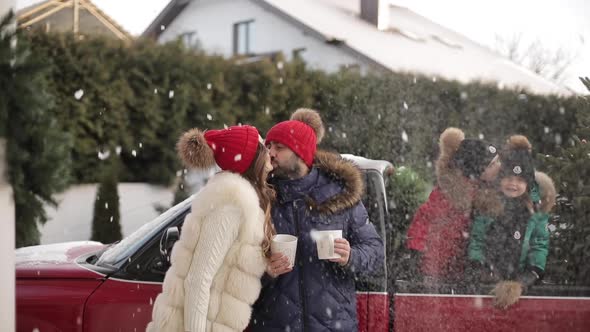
[16,241,107,279]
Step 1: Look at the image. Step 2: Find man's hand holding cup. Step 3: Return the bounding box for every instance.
[329,238,351,266]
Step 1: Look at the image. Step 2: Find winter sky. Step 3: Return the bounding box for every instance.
[15,0,590,93]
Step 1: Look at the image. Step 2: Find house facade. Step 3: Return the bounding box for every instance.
[144,0,571,95]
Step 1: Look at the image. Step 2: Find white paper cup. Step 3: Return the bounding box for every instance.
[271,234,297,268]
[316,230,343,260]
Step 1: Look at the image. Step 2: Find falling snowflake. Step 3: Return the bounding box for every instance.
[132,150,137,157]
[342,132,347,138]
[401,130,409,143]
[139,142,143,148]
[116,146,122,155]
[105,202,109,209]
[279,77,284,84]
[265,107,270,115]
[559,107,565,115]
[110,216,113,223]
[478,133,484,139]
[277,61,284,70]
[154,88,158,94]
[234,154,242,162]
[544,127,550,134]
[206,114,213,120]
[168,90,174,99]
[98,149,111,160]
[160,25,165,31]
[403,101,408,110]
[207,83,212,90]
[460,92,468,100]
[74,89,84,100]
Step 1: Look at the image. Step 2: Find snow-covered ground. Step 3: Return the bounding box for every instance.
[40,183,174,244]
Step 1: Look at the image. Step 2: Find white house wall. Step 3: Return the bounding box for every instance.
[158,0,370,72]
[41,183,173,244]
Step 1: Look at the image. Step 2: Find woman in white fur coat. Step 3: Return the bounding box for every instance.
[147,125,274,332]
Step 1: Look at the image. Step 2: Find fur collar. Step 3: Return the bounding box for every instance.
[436,161,474,213]
[306,150,364,215]
[191,171,262,219]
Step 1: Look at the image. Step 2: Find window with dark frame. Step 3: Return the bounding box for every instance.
[179,31,197,49]
[233,19,254,55]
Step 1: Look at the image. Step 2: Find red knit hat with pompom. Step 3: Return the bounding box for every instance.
[177,125,259,174]
[265,108,325,167]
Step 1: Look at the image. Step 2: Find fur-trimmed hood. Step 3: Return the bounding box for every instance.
[474,171,557,217]
[272,150,364,216]
[309,150,364,215]
[435,128,474,212]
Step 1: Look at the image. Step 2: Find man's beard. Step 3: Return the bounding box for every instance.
[270,155,303,180]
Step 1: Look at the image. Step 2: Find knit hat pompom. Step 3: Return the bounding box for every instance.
[505,135,532,152]
[439,127,465,159]
[177,128,216,169]
[291,108,325,143]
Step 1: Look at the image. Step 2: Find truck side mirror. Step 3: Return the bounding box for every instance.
[159,226,179,268]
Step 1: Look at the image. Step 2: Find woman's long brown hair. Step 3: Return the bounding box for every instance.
[242,143,276,258]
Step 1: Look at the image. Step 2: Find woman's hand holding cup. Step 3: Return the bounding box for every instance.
[267,253,292,278]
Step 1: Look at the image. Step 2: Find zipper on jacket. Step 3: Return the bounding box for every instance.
[293,199,309,332]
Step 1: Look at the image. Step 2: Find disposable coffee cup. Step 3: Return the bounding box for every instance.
[271,234,297,268]
[316,230,342,260]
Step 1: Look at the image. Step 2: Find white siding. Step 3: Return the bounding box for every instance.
[159,0,371,72]
[40,183,173,244]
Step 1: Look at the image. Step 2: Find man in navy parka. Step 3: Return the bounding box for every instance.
[250,108,384,331]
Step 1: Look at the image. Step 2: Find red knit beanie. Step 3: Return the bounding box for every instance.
[266,108,325,167]
[177,125,260,174]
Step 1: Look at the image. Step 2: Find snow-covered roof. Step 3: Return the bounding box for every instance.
[145,0,571,95]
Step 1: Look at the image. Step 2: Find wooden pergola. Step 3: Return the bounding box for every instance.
[17,0,131,41]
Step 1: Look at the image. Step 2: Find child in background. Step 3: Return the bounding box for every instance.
[406,127,499,284]
[468,135,556,309]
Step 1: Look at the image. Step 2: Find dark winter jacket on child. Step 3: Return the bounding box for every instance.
[468,172,556,283]
[250,151,384,332]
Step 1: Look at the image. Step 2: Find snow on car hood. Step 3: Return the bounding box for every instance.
[16,241,106,279]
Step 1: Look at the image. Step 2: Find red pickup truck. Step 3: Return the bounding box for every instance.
[15,155,590,331]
